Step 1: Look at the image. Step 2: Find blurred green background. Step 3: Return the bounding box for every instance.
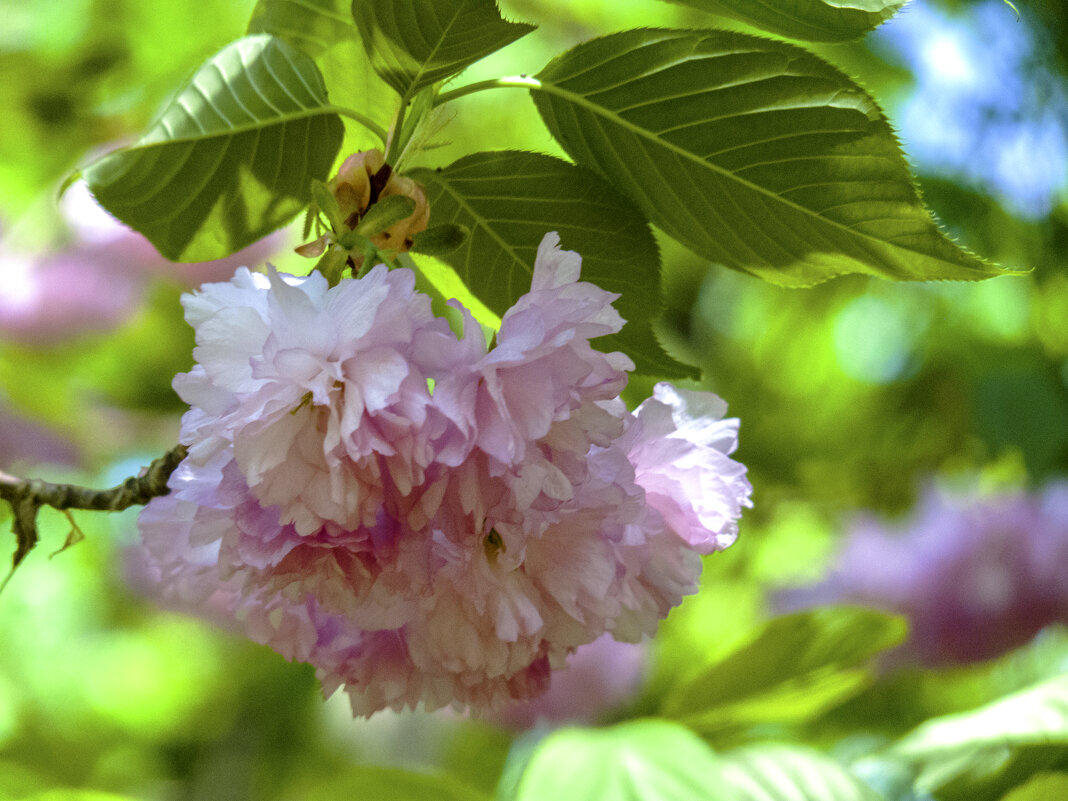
[0,0,1066,798]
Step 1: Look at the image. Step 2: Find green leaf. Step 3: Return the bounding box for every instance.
[894,674,1068,759]
[663,0,908,42]
[411,223,470,255]
[931,746,1068,801]
[889,675,1068,800]
[20,792,142,801]
[661,607,907,730]
[249,0,395,150]
[719,744,883,801]
[514,719,731,801]
[531,28,1005,287]
[409,151,696,378]
[1001,773,1068,801]
[314,244,350,285]
[409,253,501,334]
[897,679,1068,760]
[311,178,346,231]
[249,0,355,57]
[355,194,417,236]
[353,0,535,98]
[84,35,344,262]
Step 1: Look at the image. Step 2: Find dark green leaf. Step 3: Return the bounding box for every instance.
[249,0,395,151]
[663,0,908,42]
[532,28,1005,286]
[353,0,534,98]
[661,607,907,729]
[248,0,355,57]
[514,720,730,801]
[411,223,470,255]
[720,744,883,801]
[409,150,696,378]
[84,35,343,261]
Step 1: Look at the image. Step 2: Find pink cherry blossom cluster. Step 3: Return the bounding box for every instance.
[779,481,1068,666]
[139,232,752,716]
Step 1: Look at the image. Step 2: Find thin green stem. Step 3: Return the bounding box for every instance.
[332,106,389,145]
[384,96,410,166]
[433,75,542,107]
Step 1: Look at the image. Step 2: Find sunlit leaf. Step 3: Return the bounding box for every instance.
[662,0,908,42]
[353,0,534,98]
[892,674,1068,794]
[1001,773,1068,801]
[661,607,907,729]
[720,744,883,801]
[408,253,501,335]
[894,674,1068,758]
[21,792,142,801]
[84,35,344,261]
[532,28,1005,286]
[248,0,354,56]
[410,151,695,377]
[930,745,1068,801]
[889,674,1068,799]
[248,0,395,151]
[0,760,49,800]
[514,719,730,801]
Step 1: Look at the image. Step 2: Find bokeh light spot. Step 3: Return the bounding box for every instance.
[922,33,974,86]
[832,295,917,384]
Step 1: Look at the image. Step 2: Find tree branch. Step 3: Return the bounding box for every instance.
[0,444,187,583]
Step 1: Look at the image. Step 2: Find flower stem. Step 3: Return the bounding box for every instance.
[384,98,410,166]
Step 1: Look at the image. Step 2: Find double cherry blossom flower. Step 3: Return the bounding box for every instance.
[139,232,752,716]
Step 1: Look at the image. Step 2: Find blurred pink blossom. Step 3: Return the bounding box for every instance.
[490,634,647,730]
[780,482,1068,665]
[0,182,283,345]
[138,232,752,716]
[0,406,79,470]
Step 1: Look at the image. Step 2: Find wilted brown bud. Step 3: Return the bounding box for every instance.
[328,149,429,252]
[329,149,384,223]
[375,174,430,251]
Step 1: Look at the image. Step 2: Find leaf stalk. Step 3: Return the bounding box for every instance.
[332,106,389,144]
[433,75,542,107]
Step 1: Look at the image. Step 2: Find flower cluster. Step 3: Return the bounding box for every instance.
[780,481,1068,665]
[139,232,752,716]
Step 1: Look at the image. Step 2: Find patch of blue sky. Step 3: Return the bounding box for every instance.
[873,0,1067,219]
